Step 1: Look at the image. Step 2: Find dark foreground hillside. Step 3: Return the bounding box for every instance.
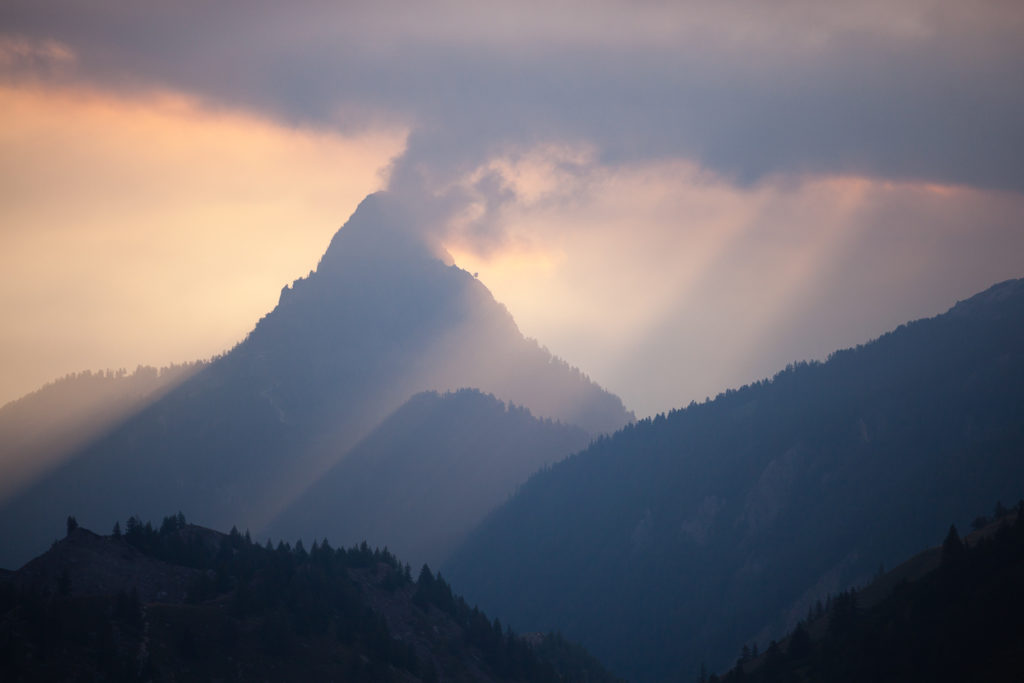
[0,516,619,682]
[446,278,1024,681]
[716,504,1024,683]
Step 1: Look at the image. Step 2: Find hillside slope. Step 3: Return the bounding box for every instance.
[715,507,1024,683]
[269,389,591,568]
[445,278,1024,681]
[0,363,202,504]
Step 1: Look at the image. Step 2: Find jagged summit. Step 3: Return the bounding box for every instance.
[277,192,456,313]
[261,190,515,357]
[315,191,449,275]
[243,191,630,436]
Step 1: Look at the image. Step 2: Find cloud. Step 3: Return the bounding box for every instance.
[2,0,1022,196]
[448,156,1024,416]
[2,1,1023,417]
[0,36,75,76]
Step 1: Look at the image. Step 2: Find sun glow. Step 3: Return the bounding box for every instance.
[440,151,1024,417]
[0,85,407,406]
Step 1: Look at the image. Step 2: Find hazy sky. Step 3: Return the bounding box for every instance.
[2,1,1023,417]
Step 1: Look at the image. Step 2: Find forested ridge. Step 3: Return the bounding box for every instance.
[446,278,1024,681]
[0,514,620,682]
[0,363,205,505]
[713,502,1024,683]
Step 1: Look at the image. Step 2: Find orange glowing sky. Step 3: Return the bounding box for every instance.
[0,85,405,405]
[447,156,1024,414]
[2,1,1023,417]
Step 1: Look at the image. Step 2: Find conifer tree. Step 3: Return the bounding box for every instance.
[941,523,965,565]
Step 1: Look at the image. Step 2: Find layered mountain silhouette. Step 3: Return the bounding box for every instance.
[444,278,1024,681]
[0,192,632,569]
[268,388,592,569]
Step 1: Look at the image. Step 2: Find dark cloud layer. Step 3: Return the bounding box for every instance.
[3,1,1023,194]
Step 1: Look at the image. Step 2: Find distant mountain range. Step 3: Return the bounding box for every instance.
[0,516,621,682]
[444,278,1024,681]
[0,192,631,569]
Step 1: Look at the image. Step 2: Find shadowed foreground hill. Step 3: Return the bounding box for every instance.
[716,506,1024,683]
[269,389,592,569]
[0,517,620,683]
[445,278,1024,681]
[0,192,631,569]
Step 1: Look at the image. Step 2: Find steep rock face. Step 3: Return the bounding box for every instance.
[0,192,631,569]
[445,278,1024,682]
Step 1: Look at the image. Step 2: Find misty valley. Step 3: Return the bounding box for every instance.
[3,194,1024,681]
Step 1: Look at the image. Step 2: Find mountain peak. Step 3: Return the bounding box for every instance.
[314,192,453,280]
[263,192,632,436]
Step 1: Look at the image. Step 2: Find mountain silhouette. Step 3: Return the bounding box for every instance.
[268,388,592,569]
[444,278,1024,682]
[0,192,631,569]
